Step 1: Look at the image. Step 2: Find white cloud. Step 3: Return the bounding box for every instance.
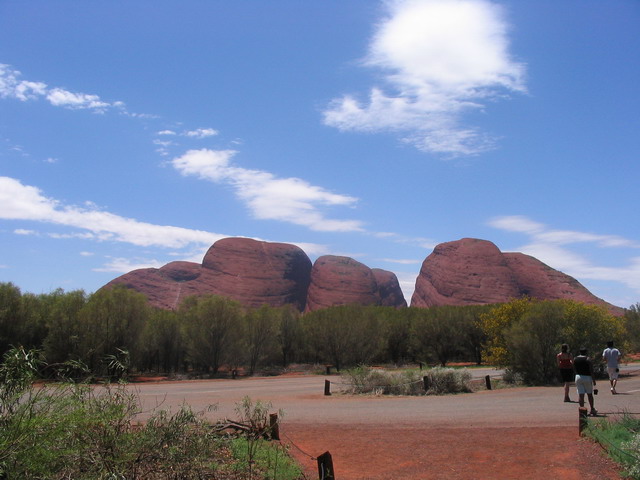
[94,257,165,273]
[172,149,365,232]
[489,215,640,300]
[157,130,177,136]
[0,64,124,112]
[380,258,422,265]
[0,176,226,249]
[14,228,37,236]
[185,128,218,138]
[323,0,526,156]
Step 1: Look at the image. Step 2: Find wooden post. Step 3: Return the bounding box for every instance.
[326,365,332,375]
[423,376,430,392]
[485,375,492,390]
[231,369,237,379]
[324,379,331,396]
[269,413,280,440]
[317,451,335,480]
[418,361,423,370]
[579,407,588,435]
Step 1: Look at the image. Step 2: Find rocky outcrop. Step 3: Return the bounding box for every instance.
[105,238,312,311]
[373,268,408,308]
[105,236,621,315]
[411,238,622,315]
[305,256,382,312]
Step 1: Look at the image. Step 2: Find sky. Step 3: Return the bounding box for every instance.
[1,0,639,309]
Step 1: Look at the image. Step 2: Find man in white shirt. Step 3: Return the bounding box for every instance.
[602,341,622,394]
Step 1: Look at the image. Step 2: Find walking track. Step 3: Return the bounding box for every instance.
[130,367,640,479]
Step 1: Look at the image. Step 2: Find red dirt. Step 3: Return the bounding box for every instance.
[283,424,624,480]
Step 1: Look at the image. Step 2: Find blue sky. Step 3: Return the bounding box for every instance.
[1,0,639,309]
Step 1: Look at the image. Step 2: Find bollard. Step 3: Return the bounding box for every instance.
[324,379,331,396]
[269,413,280,440]
[578,407,588,435]
[326,365,332,375]
[485,375,492,390]
[423,375,430,392]
[317,451,335,480]
[418,362,424,370]
[231,369,237,379]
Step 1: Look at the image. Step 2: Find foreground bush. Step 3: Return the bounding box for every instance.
[585,414,640,479]
[0,346,301,480]
[341,366,472,395]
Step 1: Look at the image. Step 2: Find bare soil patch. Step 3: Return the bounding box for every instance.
[283,424,623,480]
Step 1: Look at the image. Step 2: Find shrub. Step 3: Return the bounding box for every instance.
[423,367,472,395]
[0,347,302,479]
[584,414,640,479]
[341,366,472,396]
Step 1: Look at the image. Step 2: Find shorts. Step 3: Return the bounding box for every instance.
[607,367,619,380]
[575,374,593,395]
[560,368,573,383]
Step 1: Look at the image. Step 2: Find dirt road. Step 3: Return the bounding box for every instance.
[131,368,640,479]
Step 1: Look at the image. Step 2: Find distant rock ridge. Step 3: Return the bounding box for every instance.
[104,237,406,312]
[410,238,622,315]
[104,236,622,315]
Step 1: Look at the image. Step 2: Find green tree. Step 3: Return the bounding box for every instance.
[276,305,301,367]
[504,301,565,384]
[42,289,87,366]
[413,306,470,367]
[181,295,243,374]
[78,286,150,375]
[139,308,184,373]
[479,297,533,366]
[245,305,278,375]
[302,306,383,370]
[0,283,23,356]
[491,299,625,385]
[383,307,413,365]
[624,303,640,352]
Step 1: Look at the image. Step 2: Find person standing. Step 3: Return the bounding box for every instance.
[557,344,574,402]
[602,341,622,394]
[574,348,597,416]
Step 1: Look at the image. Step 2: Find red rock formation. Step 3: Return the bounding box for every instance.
[305,256,381,312]
[411,238,622,315]
[105,238,311,311]
[503,252,623,315]
[200,237,312,311]
[411,238,520,307]
[372,268,407,308]
[105,236,620,315]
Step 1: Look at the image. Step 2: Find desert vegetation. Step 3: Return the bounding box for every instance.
[0,345,301,479]
[0,281,637,385]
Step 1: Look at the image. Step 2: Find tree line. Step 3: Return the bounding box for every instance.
[1,281,638,384]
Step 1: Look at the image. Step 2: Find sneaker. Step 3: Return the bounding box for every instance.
[590,409,598,416]
[564,397,571,402]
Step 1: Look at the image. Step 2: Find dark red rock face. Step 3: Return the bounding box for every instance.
[372,268,407,308]
[503,252,623,315]
[305,256,382,312]
[106,238,312,311]
[411,238,520,307]
[200,237,312,311]
[411,238,622,315]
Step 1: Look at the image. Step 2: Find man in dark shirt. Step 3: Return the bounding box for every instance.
[574,348,597,416]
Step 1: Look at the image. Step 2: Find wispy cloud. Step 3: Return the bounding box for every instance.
[93,256,165,273]
[172,149,365,232]
[0,176,226,249]
[489,215,640,297]
[0,64,125,113]
[185,128,218,138]
[323,0,526,156]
